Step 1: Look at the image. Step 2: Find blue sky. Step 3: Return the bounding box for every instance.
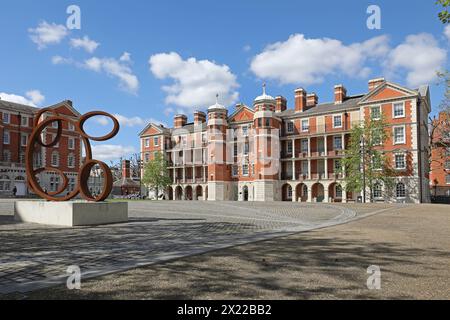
[0,0,448,162]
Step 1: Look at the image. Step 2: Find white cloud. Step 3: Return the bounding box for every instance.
[29,21,68,49]
[52,55,74,65]
[84,56,139,93]
[92,144,136,162]
[445,25,450,42]
[0,90,45,107]
[95,114,166,128]
[149,52,239,111]
[250,34,390,85]
[120,52,132,62]
[385,33,447,87]
[70,36,100,53]
[243,45,252,52]
[26,90,45,105]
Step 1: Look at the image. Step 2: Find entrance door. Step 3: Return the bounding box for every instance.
[243,186,249,201]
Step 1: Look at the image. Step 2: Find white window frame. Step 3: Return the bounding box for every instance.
[242,164,249,176]
[286,121,294,133]
[232,165,238,177]
[67,153,75,168]
[68,122,75,131]
[393,126,406,145]
[242,125,249,137]
[301,119,309,132]
[371,105,381,120]
[393,102,405,119]
[68,137,75,150]
[144,139,150,148]
[334,159,342,172]
[51,152,59,167]
[153,136,159,147]
[301,139,308,153]
[3,130,10,145]
[333,115,343,128]
[3,113,10,124]
[394,153,406,170]
[396,182,406,199]
[21,134,28,147]
[373,183,383,199]
[21,116,28,127]
[334,136,343,150]
[287,141,293,154]
[335,185,343,199]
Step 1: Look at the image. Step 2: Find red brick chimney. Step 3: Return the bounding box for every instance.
[334,85,347,104]
[295,88,307,112]
[275,96,287,113]
[194,111,206,126]
[368,78,385,91]
[122,160,131,179]
[307,93,318,108]
[174,114,187,128]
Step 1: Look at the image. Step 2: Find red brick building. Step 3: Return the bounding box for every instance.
[0,99,82,197]
[430,111,450,196]
[140,78,431,203]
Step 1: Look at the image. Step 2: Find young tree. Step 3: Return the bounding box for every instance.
[341,116,395,202]
[142,152,171,200]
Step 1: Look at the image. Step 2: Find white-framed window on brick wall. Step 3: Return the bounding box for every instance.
[371,105,381,120]
[394,153,406,170]
[3,130,10,145]
[286,121,294,134]
[67,153,75,168]
[51,151,59,167]
[396,182,406,199]
[333,115,343,128]
[393,102,405,118]
[393,126,406,145]
[68,137,75,150]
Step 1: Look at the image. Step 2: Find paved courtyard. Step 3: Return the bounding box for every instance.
[0,200,391,296]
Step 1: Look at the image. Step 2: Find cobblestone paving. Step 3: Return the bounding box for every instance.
[0,200,364,295]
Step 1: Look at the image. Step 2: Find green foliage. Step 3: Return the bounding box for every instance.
[436,0,450,24]
[341,116,395,202]
[142,152,171,198]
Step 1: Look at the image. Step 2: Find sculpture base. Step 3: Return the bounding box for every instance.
[14,201,128,227]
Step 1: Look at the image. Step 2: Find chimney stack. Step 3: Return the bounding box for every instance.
[275,96,287,113]
[307,93,318,108]
[122,160,131,179]
[368,78,385,91]
[334,85,347,104]
[295,88,307,113]
[194,111,206,126]
[174,114,187,129]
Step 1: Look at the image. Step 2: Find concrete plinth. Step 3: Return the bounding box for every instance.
[14,201,128,227]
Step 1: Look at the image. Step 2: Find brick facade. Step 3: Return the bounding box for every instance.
[0,99,82,197]
[430,111,450,196]
[140,78,431,203]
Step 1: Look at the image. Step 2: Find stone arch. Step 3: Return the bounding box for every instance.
[295,183,308,202]
[175,186,183,200]
[282,184,292,201]
[312,183,325,203]
[195,185,203,200]
[185,185,193,200]
[167,186,173,200]
[328,182,343,203]
[242,185,249,201]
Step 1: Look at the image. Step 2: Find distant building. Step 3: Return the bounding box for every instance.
[430,111,450,197]
[112,160,140,196]
[0,99,82,197]
[139,78,431,203]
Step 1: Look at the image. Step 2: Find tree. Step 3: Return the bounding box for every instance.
[142,152,171,200]
[436,0,450,24]
[341,116,395,202]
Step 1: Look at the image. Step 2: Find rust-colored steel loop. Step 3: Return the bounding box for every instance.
[25,110,120,202]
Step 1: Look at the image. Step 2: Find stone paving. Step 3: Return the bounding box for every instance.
[0,200,383,295]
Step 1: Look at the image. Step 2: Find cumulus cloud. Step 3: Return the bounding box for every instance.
[385,33,447,87]
[149,52,239,111]
[250,34,390,85]
[84,56,139,93]
[0,90,45,107]
[70,36,100,53]
[92,144,136,162]
[120,52,132,62]
[445,25,450,42]
[25,90,45,105]
[95,114,166,128]
[29,21,68,49]
[52,55,74,65]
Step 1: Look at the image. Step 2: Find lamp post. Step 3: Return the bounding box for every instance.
[361,136,367,203]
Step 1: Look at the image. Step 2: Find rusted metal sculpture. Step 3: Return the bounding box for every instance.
[25,108,120,202]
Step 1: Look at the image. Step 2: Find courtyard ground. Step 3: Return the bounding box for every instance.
[0,201,449,299]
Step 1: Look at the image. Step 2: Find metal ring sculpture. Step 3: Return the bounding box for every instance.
[25,108,120,202]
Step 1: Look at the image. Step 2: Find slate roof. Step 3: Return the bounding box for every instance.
[0,99,39,114]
